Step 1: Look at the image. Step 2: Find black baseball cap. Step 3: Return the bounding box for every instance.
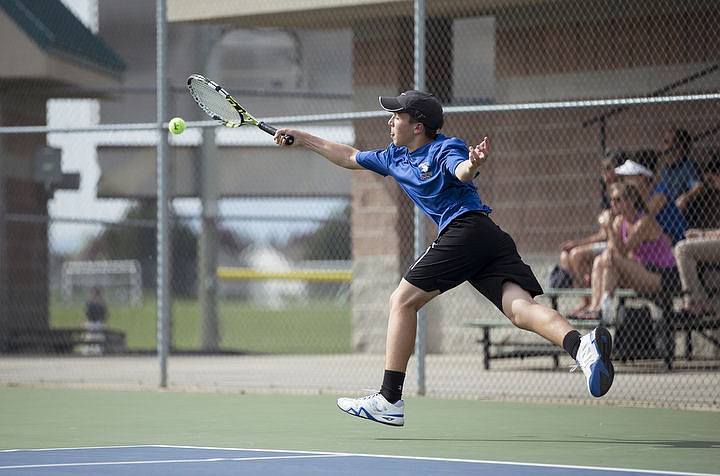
[379,90,444,130]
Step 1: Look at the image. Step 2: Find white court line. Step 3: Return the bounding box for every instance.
[0,453,344,470]
[1,445,716,476]
[0,444,332,455]
[1,446,141,453]
[154,446,719,476]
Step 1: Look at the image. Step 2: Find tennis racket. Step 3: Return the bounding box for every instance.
[186,73,294,145]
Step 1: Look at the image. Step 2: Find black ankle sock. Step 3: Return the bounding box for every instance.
[380,370,405,404]
[563,330,582,360]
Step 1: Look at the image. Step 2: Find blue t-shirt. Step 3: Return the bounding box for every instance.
[355,134,492,233]
[651,182,686,244]
[660,156,701,201]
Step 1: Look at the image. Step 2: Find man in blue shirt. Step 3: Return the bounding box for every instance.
[275,91,614,426]
[661,128,703,214]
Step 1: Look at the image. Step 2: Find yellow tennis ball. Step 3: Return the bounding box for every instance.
[169,117,186,134]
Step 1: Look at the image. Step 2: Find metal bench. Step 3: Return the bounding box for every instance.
[6,328,126,354]
[465,288,720,370]
[463,317,597,370]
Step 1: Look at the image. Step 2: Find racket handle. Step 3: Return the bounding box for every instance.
[258,122,294,145]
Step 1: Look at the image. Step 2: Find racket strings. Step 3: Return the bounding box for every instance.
[188,80,244,124]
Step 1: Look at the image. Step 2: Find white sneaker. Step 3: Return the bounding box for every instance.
[573,327,614,397]
[337,392,405,427]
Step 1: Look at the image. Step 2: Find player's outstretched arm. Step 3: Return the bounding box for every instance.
[275,128,363,170]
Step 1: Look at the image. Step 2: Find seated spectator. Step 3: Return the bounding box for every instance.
[615,150,687,244]
[659,128,704,214]
[571,183,678,320]
[556,150,625,312]
[674,228,720,316]
[675,152,720,316]
[684,153,720,230]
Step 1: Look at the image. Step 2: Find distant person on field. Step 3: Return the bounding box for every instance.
[82,286,108,356]
[85,286,107,326]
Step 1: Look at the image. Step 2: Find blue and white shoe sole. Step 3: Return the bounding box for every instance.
[588,327,614,397]
[337,403,404,427]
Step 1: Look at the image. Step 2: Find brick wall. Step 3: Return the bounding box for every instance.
[345,4,720,352]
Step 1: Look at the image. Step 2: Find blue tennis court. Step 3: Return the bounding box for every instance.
[0,446,715,476]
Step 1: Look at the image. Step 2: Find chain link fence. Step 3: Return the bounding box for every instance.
[0,0,718,409]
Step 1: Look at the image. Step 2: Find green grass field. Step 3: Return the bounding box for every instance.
[50,297,351,354]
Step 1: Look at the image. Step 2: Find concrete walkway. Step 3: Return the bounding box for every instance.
[1,353,717,410]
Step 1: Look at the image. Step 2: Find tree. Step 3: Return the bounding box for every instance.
[86,200,198,297]
[301,205,351,261]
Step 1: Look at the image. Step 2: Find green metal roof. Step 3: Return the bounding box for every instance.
[0,0,125,75]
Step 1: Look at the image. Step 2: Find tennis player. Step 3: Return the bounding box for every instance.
[274,90,614,427]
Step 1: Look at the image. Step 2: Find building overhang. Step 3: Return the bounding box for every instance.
[0,1,124,93]
[167,0,549,28]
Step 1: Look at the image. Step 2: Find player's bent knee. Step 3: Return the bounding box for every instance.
[389,279,439,312]
[389,287,421,313]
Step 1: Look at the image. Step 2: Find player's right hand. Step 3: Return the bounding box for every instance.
[275,129,295,146]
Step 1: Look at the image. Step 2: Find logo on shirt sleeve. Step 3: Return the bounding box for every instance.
[419,162,431,181]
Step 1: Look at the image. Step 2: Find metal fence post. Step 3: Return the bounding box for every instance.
[414,0,427,396]
[156,0,170,387]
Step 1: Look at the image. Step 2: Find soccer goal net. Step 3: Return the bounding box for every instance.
[60,260,143,304]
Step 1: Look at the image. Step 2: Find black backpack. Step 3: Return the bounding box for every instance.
[614,305,657,360]
[547,265,573,289]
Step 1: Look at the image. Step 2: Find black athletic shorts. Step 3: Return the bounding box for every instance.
[404,211,543,312]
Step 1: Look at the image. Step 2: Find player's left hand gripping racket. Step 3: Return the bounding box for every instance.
[187,73,294,145]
